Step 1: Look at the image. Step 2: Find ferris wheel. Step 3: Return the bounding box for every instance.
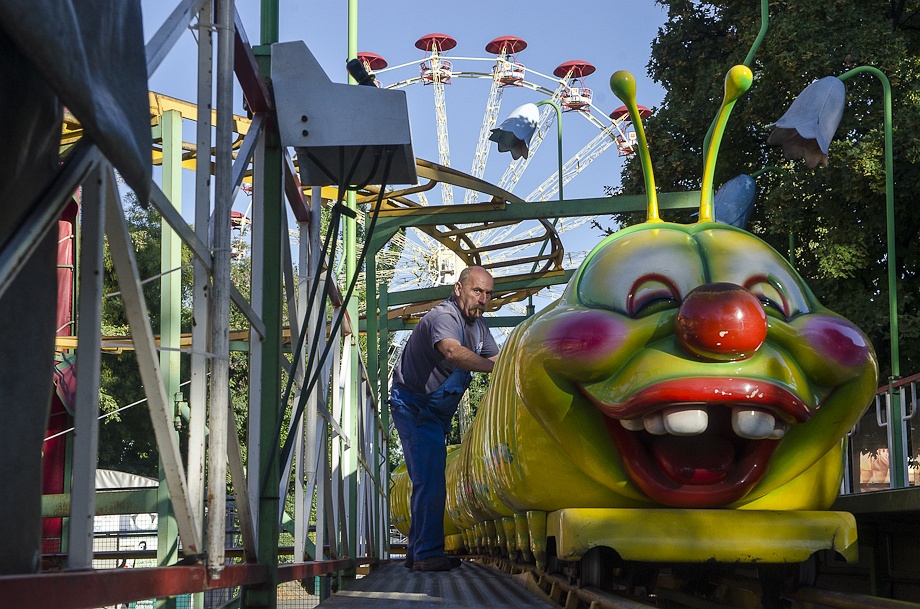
[360,32,645,284]
[347,33,648,366]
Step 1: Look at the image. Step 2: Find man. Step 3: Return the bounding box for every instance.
[390,266,499,572]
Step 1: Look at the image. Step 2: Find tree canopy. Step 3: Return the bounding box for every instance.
[612,0,920,380]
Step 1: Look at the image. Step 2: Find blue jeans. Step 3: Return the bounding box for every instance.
[390,369,469,561]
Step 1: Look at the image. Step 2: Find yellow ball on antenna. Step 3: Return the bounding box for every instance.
[610,70,637,103]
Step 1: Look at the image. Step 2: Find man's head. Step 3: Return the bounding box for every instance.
[453,266,494,322]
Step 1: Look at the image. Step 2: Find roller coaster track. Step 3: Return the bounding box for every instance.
[476,556,920,609]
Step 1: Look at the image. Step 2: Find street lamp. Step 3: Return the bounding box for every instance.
[768,66,902,484]
[490,99,564,201]
[768,67,897,379]
[490,98,564,316]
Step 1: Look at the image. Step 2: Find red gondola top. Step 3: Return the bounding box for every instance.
[610,105,653,121]
[485,36,527,55]
[415,33,457,53]
[356,52,387,71]
[553,60,596,79]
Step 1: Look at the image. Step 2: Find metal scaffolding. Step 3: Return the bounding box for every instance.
[3,1,389,607]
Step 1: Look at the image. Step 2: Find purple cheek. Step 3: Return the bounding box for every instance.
[544,311,628,361]
[801,316,871,368]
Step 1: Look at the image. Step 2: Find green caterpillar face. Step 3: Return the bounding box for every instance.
[517,222,878,509]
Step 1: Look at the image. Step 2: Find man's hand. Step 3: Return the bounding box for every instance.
[436,337,495,373]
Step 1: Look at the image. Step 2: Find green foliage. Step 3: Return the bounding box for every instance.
[97,195,198,476]
[613,0,920,380]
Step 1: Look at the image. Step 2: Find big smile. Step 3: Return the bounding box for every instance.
[579,378,812,508]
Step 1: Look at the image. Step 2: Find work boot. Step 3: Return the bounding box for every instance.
[412,555,454,572]
[403,556,413,569]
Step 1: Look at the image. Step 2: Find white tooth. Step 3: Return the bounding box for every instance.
[732,408,776,439]
[643,412,668,435]
[663,407,709,436]
[770,421,787,439]
[620,418,645,431]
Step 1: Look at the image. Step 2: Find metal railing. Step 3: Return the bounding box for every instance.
[844,373,920,494]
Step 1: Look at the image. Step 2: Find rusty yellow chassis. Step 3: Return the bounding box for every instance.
[451,508,857,568]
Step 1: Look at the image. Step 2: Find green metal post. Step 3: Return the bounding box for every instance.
[364,234,383,560]
[159,110,182,443]
[535,99,563,202]
[245,1,283,606]
[378,282,390,557]
[156,109,182,609]
[527,99,563,312]
[344,0,361,574]
[260,0,278,47]
[838,66,904,487]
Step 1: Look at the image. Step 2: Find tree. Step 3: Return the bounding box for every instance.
[611,0,920,381]
[97,194,194,475]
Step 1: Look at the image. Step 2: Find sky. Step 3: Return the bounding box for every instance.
[140,1,670,297]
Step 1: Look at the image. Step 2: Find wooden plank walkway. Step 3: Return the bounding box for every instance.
[317,560,556,608]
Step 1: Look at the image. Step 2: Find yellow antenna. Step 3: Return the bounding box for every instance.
[700,65,754,222]
[610,71,660,222]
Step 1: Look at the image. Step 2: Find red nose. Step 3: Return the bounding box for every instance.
[675,283,767,362]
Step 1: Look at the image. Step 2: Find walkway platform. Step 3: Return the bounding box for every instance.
[317,560,555,608]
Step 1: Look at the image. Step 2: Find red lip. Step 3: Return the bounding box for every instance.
[580,378,813,508]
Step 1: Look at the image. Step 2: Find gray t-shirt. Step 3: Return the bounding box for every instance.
[392,297,499,395]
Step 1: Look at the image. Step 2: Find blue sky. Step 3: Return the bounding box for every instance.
[140,1,671,303]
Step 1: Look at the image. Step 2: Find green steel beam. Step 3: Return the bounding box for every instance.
[368,190,700,255]
[247,43,284,609]
[385,270,575,307]
[343,0,361,584]
[157,110,183,605]
[43,490,160,518]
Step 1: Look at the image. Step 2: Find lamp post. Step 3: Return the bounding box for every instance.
[837,67,904,488]
[490,99,564,315]
[836,67,898,381]
[536,99,564,202]
[490,99,564,201]
[769,66,903,486]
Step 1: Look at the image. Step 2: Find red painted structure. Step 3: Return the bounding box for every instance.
[485,35,527,55]
[610,105,652,121]
[1,559,356,609]
[357,51,387,72]
[486,36,527,86]
[416,34,456,84]
[553,60,596,79]
[41,197,79,560]
[415,33,457,53]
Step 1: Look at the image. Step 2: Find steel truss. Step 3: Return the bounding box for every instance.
[3,1,387,607]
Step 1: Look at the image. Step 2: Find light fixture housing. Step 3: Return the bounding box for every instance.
[489,102,540,160]
[271,41,417,187]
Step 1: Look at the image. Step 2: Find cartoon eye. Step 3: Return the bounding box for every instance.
[745,279,791,319]
[628,277,680,317]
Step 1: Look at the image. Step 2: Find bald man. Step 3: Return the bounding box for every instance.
[390,266,499,572]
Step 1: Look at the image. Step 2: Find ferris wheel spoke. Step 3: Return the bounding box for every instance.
[416,34,457,206]
[464,73,504,205]
[526,117,629,202]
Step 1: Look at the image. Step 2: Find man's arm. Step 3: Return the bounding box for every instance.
[436,337,495,373]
